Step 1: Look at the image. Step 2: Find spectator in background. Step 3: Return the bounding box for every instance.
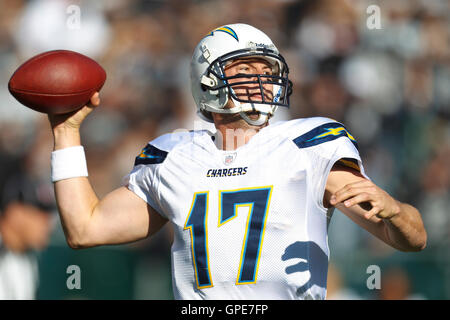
[326,263,362,300]
[0,169,54,299]
[377,266,427,300]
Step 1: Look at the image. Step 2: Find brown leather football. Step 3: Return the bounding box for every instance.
[8,50,106,114]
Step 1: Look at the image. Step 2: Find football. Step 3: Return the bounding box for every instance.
[8,50,106,114]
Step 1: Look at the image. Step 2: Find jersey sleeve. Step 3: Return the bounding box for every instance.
[290,118,369,209]
[122,143,168,219]
[122,130,198,219]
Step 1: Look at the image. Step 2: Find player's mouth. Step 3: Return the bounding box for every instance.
[234,87,273,103]
[249,94,266,102]
[239,93,273,103]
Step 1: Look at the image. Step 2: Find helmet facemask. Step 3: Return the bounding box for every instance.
[200,47,293,126]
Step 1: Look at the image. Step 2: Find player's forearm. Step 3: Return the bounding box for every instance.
[383,201,427,252]
[52,129,98,248]
[55,177,100,248]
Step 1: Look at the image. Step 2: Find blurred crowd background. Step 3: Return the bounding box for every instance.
[0,0,448,299]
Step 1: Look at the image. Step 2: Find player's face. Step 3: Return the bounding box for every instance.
[224,58,274,106]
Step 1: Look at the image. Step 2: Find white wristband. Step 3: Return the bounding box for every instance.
[51,146,88,182]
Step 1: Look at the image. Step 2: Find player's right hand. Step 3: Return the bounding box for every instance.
[48,92,100,133]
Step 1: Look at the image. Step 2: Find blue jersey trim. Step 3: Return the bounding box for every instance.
[134,144,168,165]
[292,122,358,150]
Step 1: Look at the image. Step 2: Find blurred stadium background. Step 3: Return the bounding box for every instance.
[0,0,448,299]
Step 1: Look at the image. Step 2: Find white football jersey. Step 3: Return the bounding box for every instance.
[124,117,367,300]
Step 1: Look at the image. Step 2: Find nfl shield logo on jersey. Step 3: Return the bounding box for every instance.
[224,153,237,165]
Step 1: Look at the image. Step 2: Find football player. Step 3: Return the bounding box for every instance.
[48,24,426,299]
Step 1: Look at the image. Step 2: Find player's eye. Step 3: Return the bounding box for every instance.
[238,66,251,73]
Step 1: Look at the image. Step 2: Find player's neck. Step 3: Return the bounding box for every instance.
[214,121,266,150]
[211,111,269,150]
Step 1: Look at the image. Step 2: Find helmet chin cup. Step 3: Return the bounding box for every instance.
[231,97,273,126]
[240,111,269,126]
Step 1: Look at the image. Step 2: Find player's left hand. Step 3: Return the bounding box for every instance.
[329,179,401,220]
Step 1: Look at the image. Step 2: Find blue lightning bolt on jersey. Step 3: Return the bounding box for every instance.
[123,117,368,300]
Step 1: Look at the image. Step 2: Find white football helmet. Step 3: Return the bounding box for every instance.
[190,23,292,126]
